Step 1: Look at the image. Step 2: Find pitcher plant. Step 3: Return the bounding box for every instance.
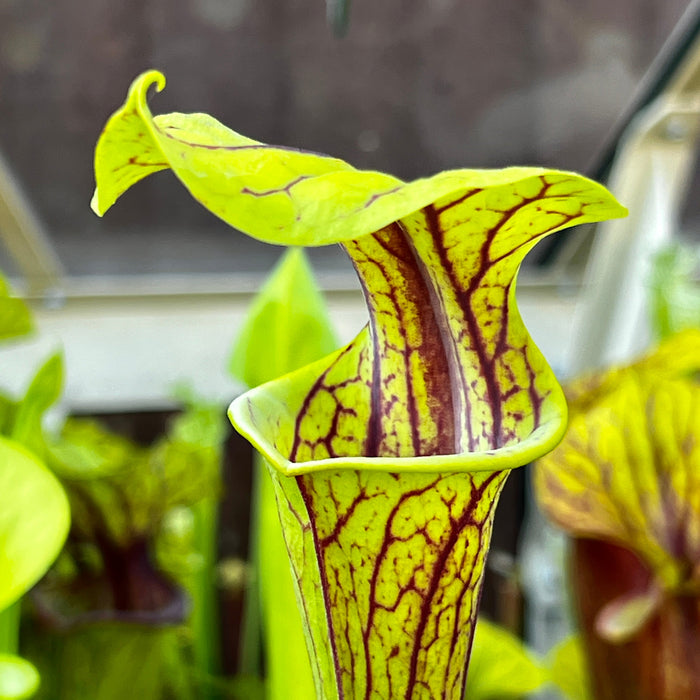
[536,329,700,700]
[92,71,626,699]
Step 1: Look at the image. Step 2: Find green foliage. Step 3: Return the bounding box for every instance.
[26,624,191,700]
[48,402,223,548]
[159,391,227,698]
[0,273,68,697]
[225,675,266,700]
[650,243,700,340]
[0,654,40,700]
[465,619,548,700]
[547,636,592,700]
[0,348,63,463]
[0,606,20,655]
[22,397,226,700]
[465,624,594,700]
[0,437,70,612]
[0,346,63,459]
[0,277,33,343]
[229,248,338,388]
[10,354,63,460]
[29,396,226,699]
[230,247,338,700]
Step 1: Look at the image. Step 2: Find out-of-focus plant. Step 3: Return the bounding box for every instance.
[650,243,700,340]
[0,437,69,630]
[464,618,548,699]
[162,392,228,699]
[546,635,592,700]
[460,616,591,700]
[0,276,70,699]
[91,71,625,699]
[0,654,41,700]
[26,395,225,700]
[536,329,700,700]
[230,247,338,699]
[0,277,32,342]
[0,438,69,700]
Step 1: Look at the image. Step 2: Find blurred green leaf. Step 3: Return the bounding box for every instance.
[49,419,136,481]
[48,419,145,546]
[28,400,226,700]
[49,402,223,548]
[27,623,191,700]
[154,394,226,698]
[547,635,592,700]
[256,457,316,697]
[149,400,225,514]
[155,507,201,584]
[0,604,20,655]
[650,244,700,340]
[11,353,63,457]
[0,654,40,699]
[166,393,226,449]
[229,248,338,388]
[226,675,265,700]
[464,618,548,700]
[0,393,17,439]
[231,247,337,697]
[0,437,70,611]
[0,276,33,343]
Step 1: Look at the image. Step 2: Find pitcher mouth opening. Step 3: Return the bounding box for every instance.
[31,576,188,632]
[228,382,567,477]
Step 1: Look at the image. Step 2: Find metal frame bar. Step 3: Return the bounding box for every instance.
[0,151,64,296]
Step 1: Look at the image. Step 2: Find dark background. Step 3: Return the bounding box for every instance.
[0,0,691,276]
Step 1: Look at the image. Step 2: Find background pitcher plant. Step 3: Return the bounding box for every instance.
[536,329,700,700]
[92,71,626,699]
